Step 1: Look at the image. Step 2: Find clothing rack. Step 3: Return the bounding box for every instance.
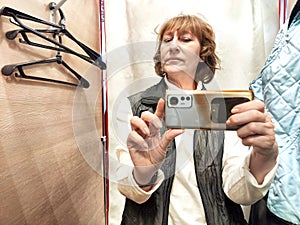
[52,0,68,12]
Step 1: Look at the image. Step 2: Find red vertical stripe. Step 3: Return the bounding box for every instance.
[284,0,287,23]
[279,0,288,27]
[99,1,109,225]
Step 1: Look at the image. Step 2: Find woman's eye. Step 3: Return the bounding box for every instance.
[182,37,192,42]
[163,38,172,43]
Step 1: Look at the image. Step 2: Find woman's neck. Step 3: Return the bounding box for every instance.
[167,73,196,90]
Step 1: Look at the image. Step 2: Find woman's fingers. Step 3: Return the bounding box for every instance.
[231,100,265,114]
[127,130,149,151]
[130,111,162,137]
[129,98,183,161]
[237,121,275,145]
[226,99,276,152]
[130,100,164,138]
[226,100,266,128]
[227,110,266,127]
[130,116,150,136]
[161,129,184,150]
[154,98,165,119]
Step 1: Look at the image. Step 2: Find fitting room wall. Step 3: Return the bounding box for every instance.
[0,1,105,225]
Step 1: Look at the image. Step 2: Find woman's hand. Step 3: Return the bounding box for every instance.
[127,99,184,186]
[226,100,278,183]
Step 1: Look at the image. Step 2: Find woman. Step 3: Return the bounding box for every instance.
[116,15,278,225]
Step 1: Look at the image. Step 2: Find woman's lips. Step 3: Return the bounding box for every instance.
[165,57,183,64]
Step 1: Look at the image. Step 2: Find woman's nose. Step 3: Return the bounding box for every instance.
[169,41,180,54]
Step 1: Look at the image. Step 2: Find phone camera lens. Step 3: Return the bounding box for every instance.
[186,96,190,101]
[170,96,179,105]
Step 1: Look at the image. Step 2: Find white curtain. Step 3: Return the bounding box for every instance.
[105,1,279,224]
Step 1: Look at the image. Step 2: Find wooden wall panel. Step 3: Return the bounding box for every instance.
[0,1,105,225]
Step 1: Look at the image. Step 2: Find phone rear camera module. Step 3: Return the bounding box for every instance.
[170,96,179,105]
[167,94,192,108]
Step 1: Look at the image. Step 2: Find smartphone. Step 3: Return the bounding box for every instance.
[165,89,253,130]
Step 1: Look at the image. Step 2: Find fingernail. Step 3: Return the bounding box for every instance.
[142,142,149,149]
[231,108,239,113]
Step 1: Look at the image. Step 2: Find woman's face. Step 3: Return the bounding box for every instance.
[160,30,201,80]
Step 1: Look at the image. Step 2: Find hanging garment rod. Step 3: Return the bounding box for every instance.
[51,0,68,12]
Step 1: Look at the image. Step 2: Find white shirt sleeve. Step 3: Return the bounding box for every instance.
[117,165,165,204]
[222,131,278,205]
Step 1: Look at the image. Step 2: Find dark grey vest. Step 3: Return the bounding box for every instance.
[121,78,247,225]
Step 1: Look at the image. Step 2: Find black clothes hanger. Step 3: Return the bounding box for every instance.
[1,56,90,88]
[1,31,89,88]
[0,6,106,70]
[0,4,106,88]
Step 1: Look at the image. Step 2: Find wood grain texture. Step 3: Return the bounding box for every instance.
[0,1,105,225]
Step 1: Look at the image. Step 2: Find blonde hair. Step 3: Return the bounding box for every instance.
[153,15,219,83]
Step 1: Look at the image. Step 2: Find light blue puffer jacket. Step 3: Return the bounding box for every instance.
[249,11,300,224]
